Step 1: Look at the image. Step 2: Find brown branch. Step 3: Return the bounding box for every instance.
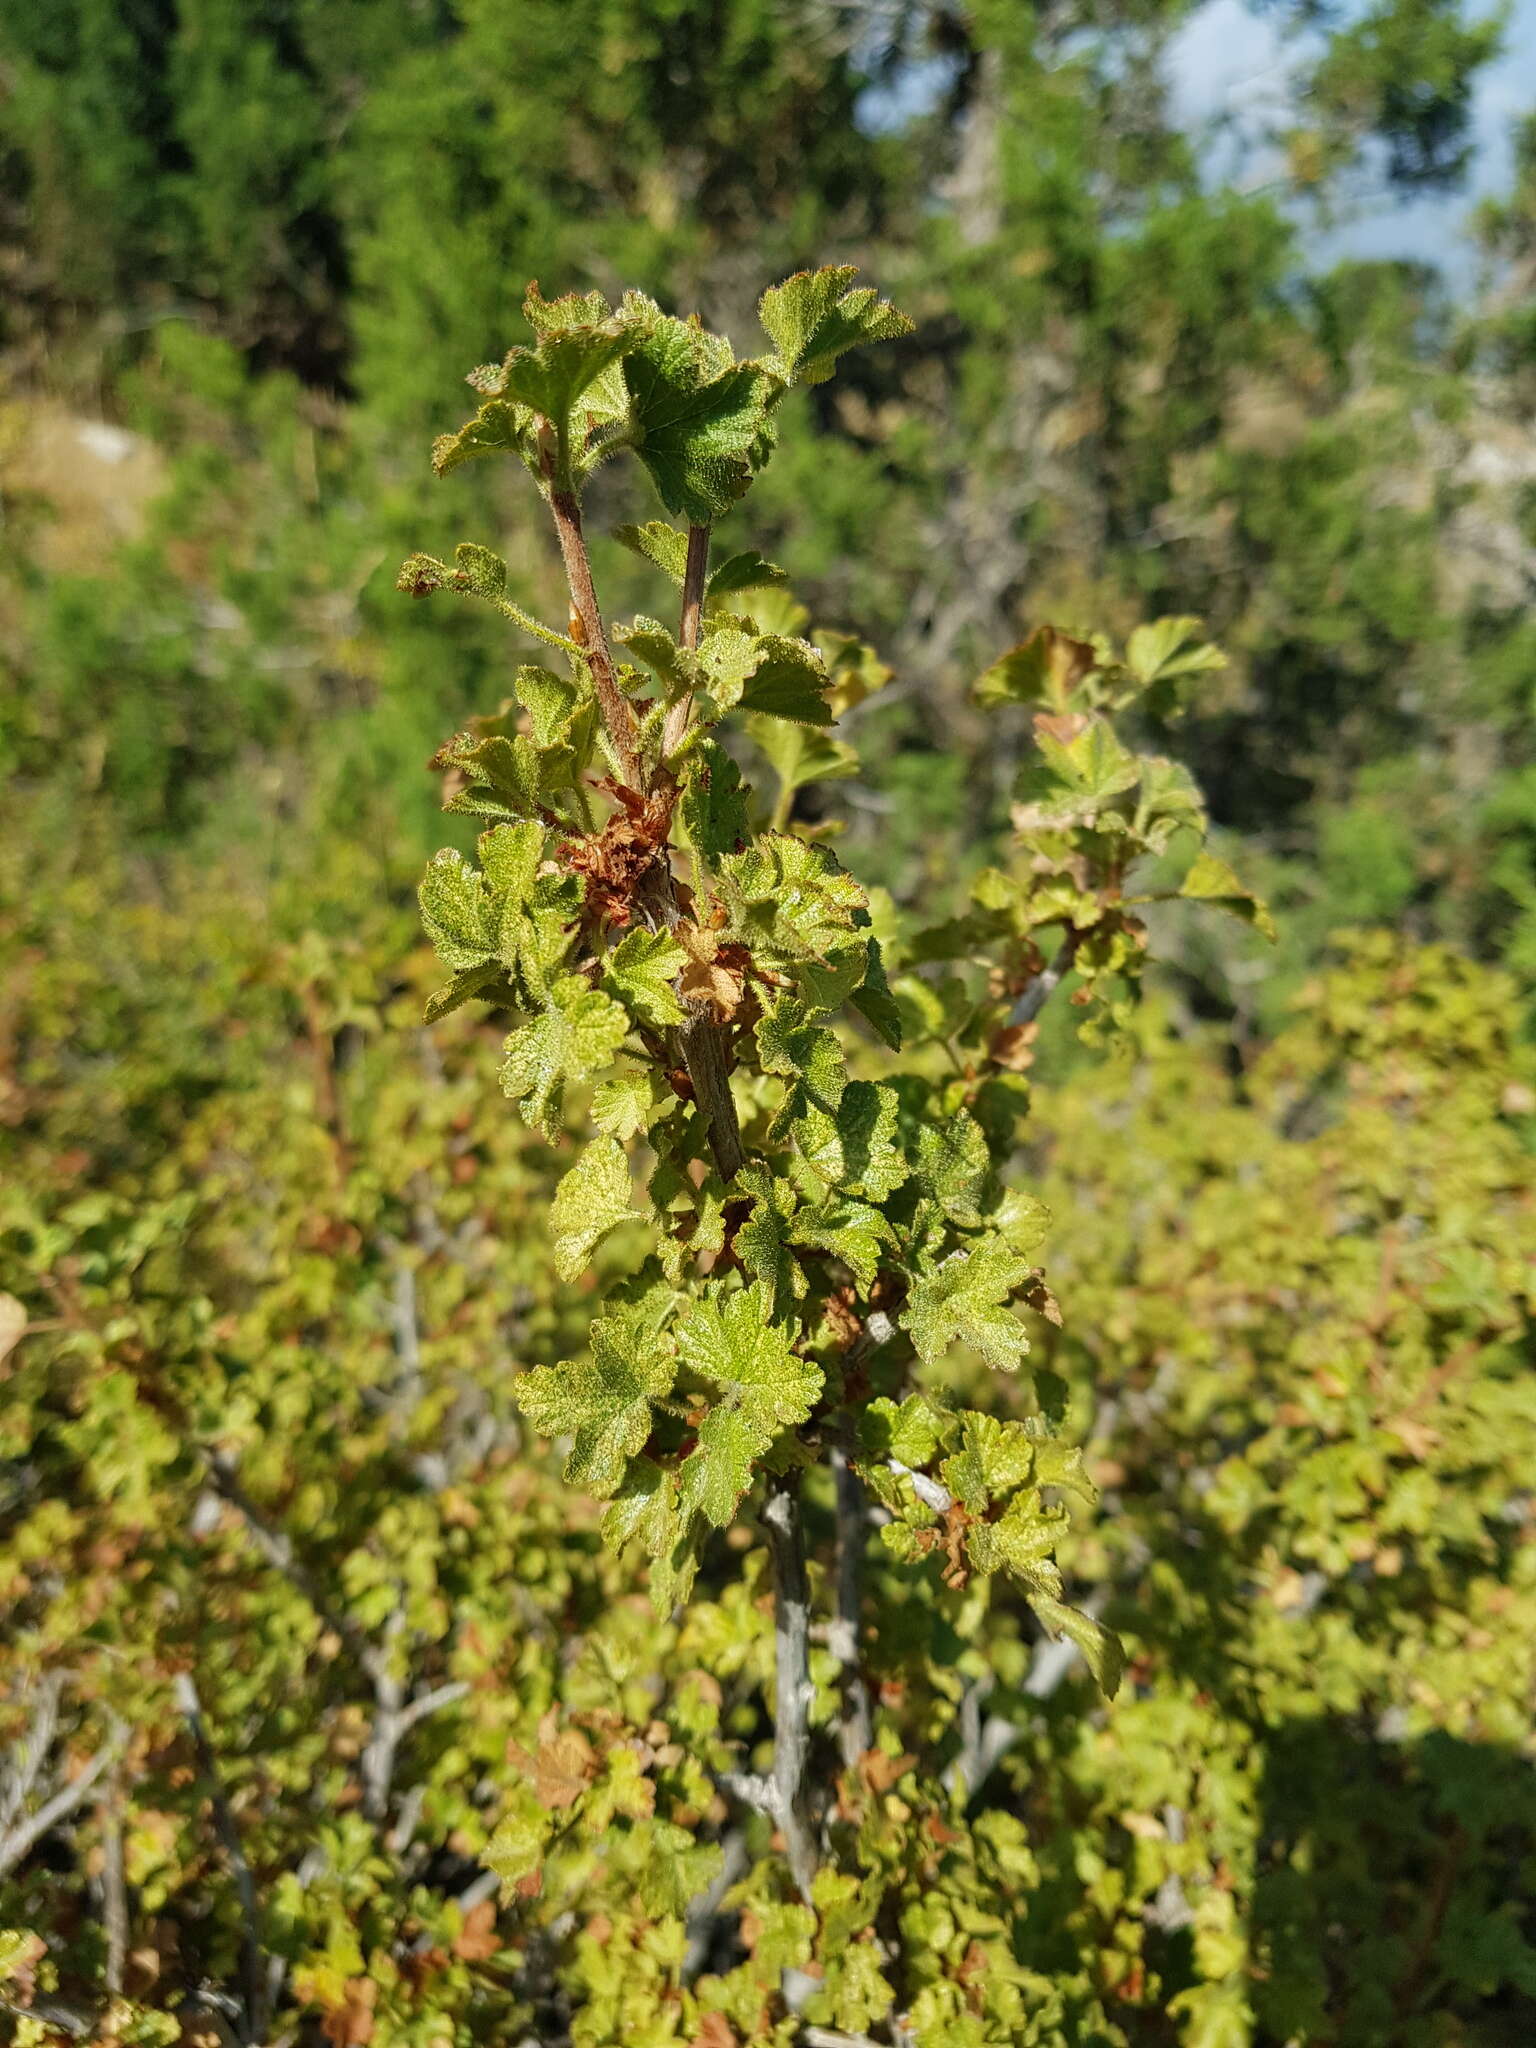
[663,522,711,758]
[679,522,709,652]
[678,1012,744,1182]
[543,473,641,787]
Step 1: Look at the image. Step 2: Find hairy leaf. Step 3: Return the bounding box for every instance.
[758,266,913,387]
[674,1282,821,1425]
[501,975,629,1137]
[902,1239,1035,1372]
[550,1137,636,1281]
[604,927,687,1029]
[620,302,766,523]
[516,1304,676,1496]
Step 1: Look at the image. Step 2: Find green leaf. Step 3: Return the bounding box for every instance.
[419,849,495,972]
[1031,1594,1126,1700]
[748,718,859,810]
[708,548,788,598]
[757,995,847,1132]
[634,1822,725,1919]
[993,1188,1052,1256]
[613,519,690,582]
[516,663,595,751]
[591,1068,666,1140]
[615,615,688,692]
[501,974,629,1138]
[516,1302,676,1497]
[849,936,902,1051]
[550,1137,636,1281]
[522,282,614,335]
[899,1093,991,1225]
[620,302,767,523]
[456,820,581,998]
[601,1455,679,1556]
[613,524,786,600]
[483,1794,549,1891]
[758,266,913,387]
[674,1282,821,1425]
[423,961,506,1024]
[1135,755,1207,850]
[678,1404,775,1526]
[733,1165,803,1311]
[1124,615,1226,687]
[1014,713,1142,827]
[797,1080,908,1201]
[791,1192,895,1291]
[1179,849,1278,942]
[964,1491,1064,1590]
[856,1394,947,1470]
[498,320,629,452]
[603,927,687,1028]
[439,729,575,822]
[942,1411,1037,1507]
[678,740,748,864]
[451,541,506,598]
[717,833,867,964]
[902,1239,1035,1373]
[431,398,532,476]
[974,626,1098,711]
[736,635,833,726]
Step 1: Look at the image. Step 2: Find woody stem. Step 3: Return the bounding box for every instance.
[663,522,711,756]
[543,469,642,788]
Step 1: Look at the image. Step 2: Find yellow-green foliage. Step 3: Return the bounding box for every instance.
[7,836,1533,2045]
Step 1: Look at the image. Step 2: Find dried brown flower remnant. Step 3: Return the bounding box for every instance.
[559,781,675,927]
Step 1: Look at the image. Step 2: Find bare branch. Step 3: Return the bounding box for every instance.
[683,1827,748,1982]
[0,1715,126,1879]
[763,1475,818,1902]
[100,1789,127,1997]
[204,1451,364,1664]
[1008,927,1081,1029]
[887,1458,954,1514]
[175,1674,264,2045]
[716,1768,776,1815]
[829,1447,872,1770]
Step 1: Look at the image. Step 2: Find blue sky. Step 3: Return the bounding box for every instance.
[1167,0,1535,283]
[858,0,1534,291]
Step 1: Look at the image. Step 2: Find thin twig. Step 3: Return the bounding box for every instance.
[543,473,641,786]
[664,521,711,756]
[888,1458,954,1514]
[1009,928,1081,1028]
[763,1475,818,1902]
[716,1768,777,1815]
[100,1788,127,1997]
[204,1452,364,1662]
[0,1717,127,1878]
[175,1674,264,2045]
[204,1456,466,1826]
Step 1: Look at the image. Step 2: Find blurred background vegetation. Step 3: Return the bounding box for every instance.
[3,4,1535,2044]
